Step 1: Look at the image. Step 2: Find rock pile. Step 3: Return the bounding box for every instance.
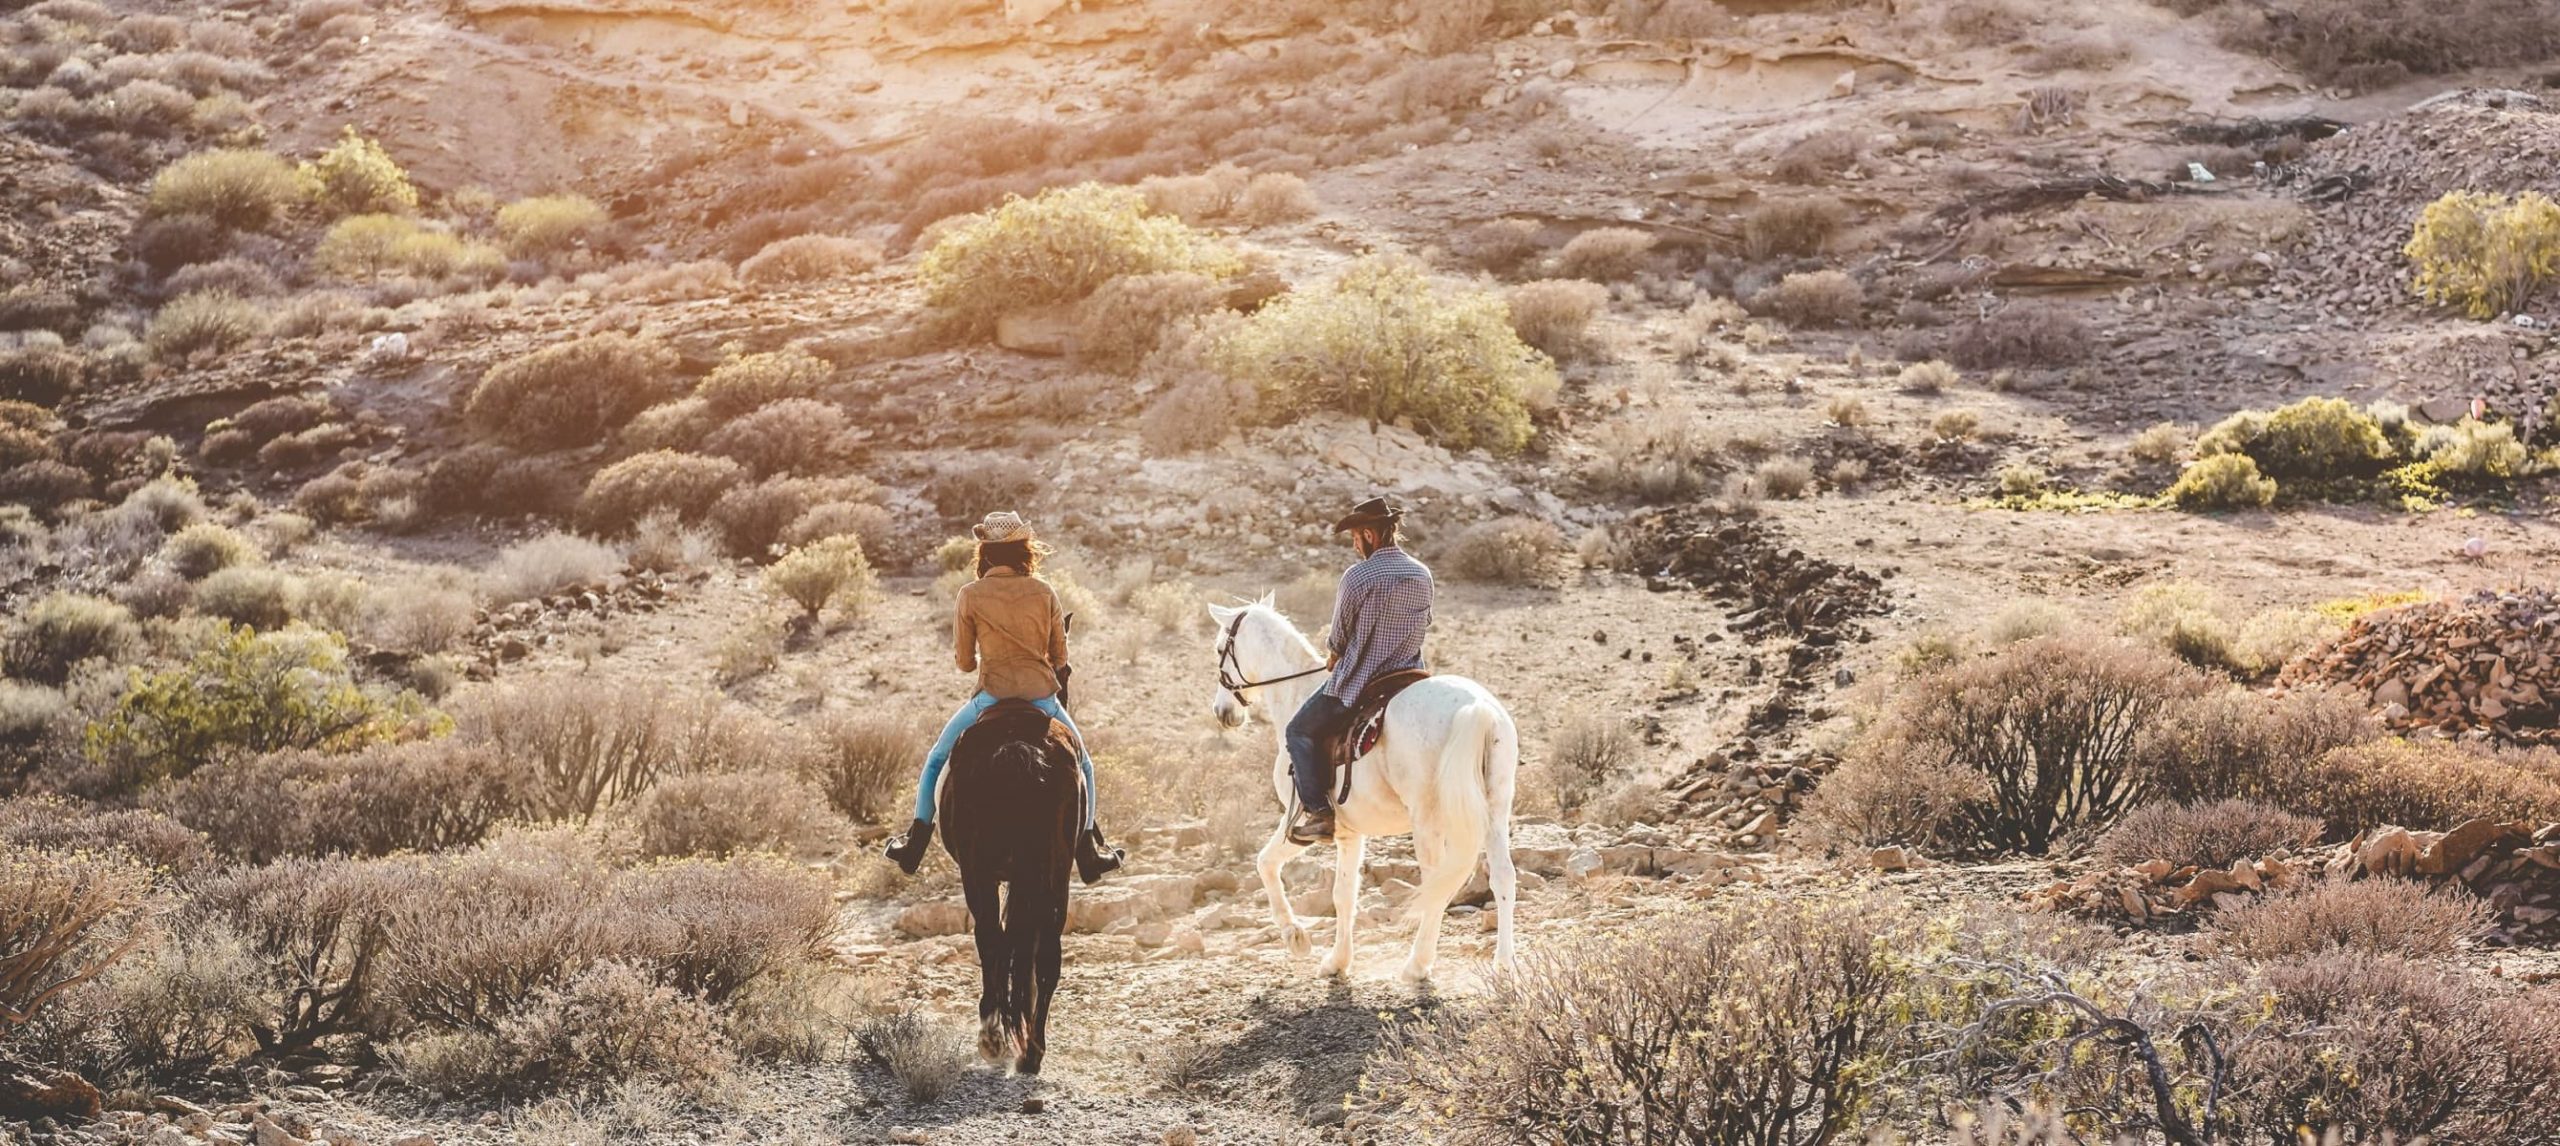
[2338,819,2560,946]
[1628,513,1890,645]
[2024,853,2316,924]
[2289,91,2560,313]
[2280,588,2560,743]
[459,571,683,678]
[2026,817,2560,946]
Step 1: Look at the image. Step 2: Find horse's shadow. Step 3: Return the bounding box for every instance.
[1187,975,1448,1125]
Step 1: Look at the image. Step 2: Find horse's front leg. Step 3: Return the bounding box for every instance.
[1256,817,1312,958]
[1317,831,1364,977]
[959,873,1009,1062]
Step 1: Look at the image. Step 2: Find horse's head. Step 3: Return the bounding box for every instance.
[1206,593,1314,730]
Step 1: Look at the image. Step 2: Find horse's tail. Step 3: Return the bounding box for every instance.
[1410,697,1499,913]
[989,735,1072,1061]
[987,739,1071,884]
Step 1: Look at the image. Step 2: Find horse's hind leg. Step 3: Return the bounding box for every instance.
[1016,879,1066,1076]
[961,875,1009,1062]
[1316,832,1363,977]
[1255,818,1313,958]
[1399,832,1477,987]
[1486,814,1521,974]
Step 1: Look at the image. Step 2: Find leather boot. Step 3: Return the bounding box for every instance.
[1287,807,1336,845]
[1075,827,1124,885]
[882,819,934,875]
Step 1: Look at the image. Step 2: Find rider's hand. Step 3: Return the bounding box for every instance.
[1326,652,1339,670]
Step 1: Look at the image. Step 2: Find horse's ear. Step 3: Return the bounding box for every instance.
[1206,602,1238,626]
[1256,591,1277,610]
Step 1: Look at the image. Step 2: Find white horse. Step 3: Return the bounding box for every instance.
[1205,596,1521,984]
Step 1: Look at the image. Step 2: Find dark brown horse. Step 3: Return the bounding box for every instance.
[939,701,1080,1075]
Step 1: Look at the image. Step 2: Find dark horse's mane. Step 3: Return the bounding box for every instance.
[939,705,1081,1074]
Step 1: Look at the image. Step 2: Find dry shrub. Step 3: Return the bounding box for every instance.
[22,923,262,1086]
[1075,271,1228,374]
[2093,798,2322,869]
[1505,279,1607,361]
[1139,165,1249,223]
[803,711,924,824]
[146,291,266,360]
[707,475,823,557]
[367,578,476,655]
[2167,452,2277,509]
[146,148,298,230]
[925,457,1038,521]
[1554,227,1657,282]
[1851,634,2215,856]
[1771,130,1861,184]
[154,740,533,865]
[6,592,138,685]
[1363,893,1934,1145]
[156,520,256,580]
[1236,172,1320,226]
[1546,713,1637,819]
[0,842,151,1035]
[624,771,841,860]
[0,797,208,874]
[163,258,281,300]
[466,334,681,451]
[1439,517,1565,585]
[1898,359,1958,395]
[0,347,84,406]
[2213,0,2560,90]
[2210,877,2491,960]
[738,234,881,287]
[482,532,624,604]
[2289,738,2560,837]
[1755,455,1816,498]
[785,499,894,557]
[579,451,747,534]
[1751,270,1863,327]
[393,960,735,1100]
[454,677,805,818]
[193,565,301,630]
[1743,197,1845,260]
[857,1008,968,1103]
[620,397,718,455]
[693,347,832,417]
[1459,218,1546,275]
[699,398,851,477]
[2126,421,2191,465]
[1946,305,2091,369]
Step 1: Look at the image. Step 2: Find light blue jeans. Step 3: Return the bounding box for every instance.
[914,692,1097,829]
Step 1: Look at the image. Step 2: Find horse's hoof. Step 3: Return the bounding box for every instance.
[1283,927,1312,958]
[1015,1055,1044,1077]
[1316,951,1351,977]
[978,1016,1009,1063]
[1396,962,1432,987]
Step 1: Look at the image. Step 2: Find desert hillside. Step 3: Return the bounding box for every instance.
[3,0,2560,1143]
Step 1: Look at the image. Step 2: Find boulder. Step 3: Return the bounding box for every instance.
[1068,887,1142,933]
[0,1058,101,1122]
[1868,846,1912,872]
[1123,873,1202,916]
[1564,846,1605,881]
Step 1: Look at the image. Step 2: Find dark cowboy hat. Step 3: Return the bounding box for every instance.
[1330,496,1405,534]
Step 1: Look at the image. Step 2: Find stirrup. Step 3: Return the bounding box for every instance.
[882,819,934,875]
[1075,828,1123,885]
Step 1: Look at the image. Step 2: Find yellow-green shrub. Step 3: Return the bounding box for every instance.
[763,535,877,618]
[315,215,502,282]
[1213,258,1557,453]
[145,291,266,360]
[495,193,608,258]
[919,183,1239,328]
[2195,397,2391,480]
[692,347,832,418]
[146,148,299,230]
[2415,417,2534,480]
[83,623,420,789]
[2168,453,2277,509]
[297,127,417,218]
[2405,189,2560,319]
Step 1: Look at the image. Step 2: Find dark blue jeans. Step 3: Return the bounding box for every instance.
[1284,691,1353,814]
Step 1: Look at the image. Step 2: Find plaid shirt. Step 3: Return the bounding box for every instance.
[1326,546,1433,702]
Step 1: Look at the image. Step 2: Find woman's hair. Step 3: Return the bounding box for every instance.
[976,538,1045,577]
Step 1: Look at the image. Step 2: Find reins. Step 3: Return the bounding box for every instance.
[1217,611,1326,708]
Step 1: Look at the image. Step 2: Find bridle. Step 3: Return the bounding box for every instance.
[1216,611,1327,709]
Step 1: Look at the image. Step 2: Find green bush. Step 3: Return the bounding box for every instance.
[147,148,300,230]
[83,623,420,788]
[1214,258,1558,453]
[919,182,1239,329]
[2415,417,2534,480]
[2168,452,2278,509]
[2406,190,2560,318]
[6,593,138,685]
[146,291,267,360]
[464,333,680,450]
[578,450,747,534]
[763,535,877,618]
[692,347,833,417]
[2196,397,2392,480]
[297,127,418,218]
[495,193,609,258]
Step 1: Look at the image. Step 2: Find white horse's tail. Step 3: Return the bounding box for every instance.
[1408,699,1498,914]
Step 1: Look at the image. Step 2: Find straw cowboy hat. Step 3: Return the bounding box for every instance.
[1330,496,1404,534]
[972,511,1036,543]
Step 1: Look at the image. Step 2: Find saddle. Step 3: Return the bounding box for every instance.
[1326,669,1432,804]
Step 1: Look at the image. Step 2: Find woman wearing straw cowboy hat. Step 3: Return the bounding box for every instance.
[883,511,1124,884]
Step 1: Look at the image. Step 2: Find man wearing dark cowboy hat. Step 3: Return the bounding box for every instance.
[1285,496,1435,844]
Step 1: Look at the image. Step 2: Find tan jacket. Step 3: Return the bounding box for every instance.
[954,569,1068,700]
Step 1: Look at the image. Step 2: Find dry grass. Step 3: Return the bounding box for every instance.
[1505,279,1608,361]
[857,1008,969,1103]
